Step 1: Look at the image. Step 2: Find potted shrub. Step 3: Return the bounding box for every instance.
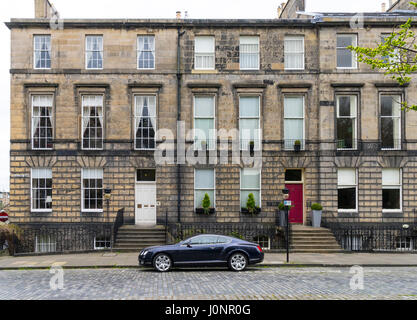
[242,193,261,215]
[294,140,301,152]
[196,193,215,215]
[311,203,323,228]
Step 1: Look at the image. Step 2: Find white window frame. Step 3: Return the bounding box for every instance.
[240,168,262,209]
[240,36,260,70]
[380,94,402,151]
[31,168,53,213]
[239,95,261,151]
[193,95,216,151]
[194,168,216,209]
[336,95,358,150]
[81,95,104,150]
[81,168,104,213]
[382,168,402,213]
[283,95,305,150]
[134,95,157,150]
[337,168,358,213]
[94,236,112,250]
[33,35,51,70]
[85,35,103,70]
[284,36,305,70]
[194,36,215,70]
[396,237,413,251]
[137,35,155,70]
[31,95,54,150]
[336,34,358,69]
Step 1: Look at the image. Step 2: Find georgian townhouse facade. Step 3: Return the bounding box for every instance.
[6,0,417,252]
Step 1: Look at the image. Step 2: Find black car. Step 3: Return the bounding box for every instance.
[138,234,264,272]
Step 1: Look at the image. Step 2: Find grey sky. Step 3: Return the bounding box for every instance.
[0,0,389,191]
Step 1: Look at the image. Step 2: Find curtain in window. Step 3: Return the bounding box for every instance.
[195,37,215,69]
[82,96,103,149]
[135,96,156,149]
[284,37,304,69]
[32,95,53,149]
[138,36,155,69]
[240,36,259,69]
[34,36,51,69]
[86,36,103,69]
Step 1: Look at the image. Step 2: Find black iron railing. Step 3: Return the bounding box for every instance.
[112,208,124,248]
[166,223,286,250]
[12,223,113,255]
[322,210,417,252]
[323,223,417,252]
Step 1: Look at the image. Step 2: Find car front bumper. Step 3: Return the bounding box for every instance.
[138,251,153,266]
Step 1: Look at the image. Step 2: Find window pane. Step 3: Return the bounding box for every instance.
[137,169,156,182]
[381,95,401,117]
[285,170,302,182]
[382,169,400,186]
[195,96,215,117]
[195,169,215,189]
[337,118,354,148]
[337,35,354,48]
[284,119,303,141]
[338,169,356,186]
[337,48,353,68]
[383,189,401,210]
[338,188,356,210]
[239,97,259,117]
[195,190,215,208]
[241,169,260,189]
[195,37,215,53]
[241,190,260,208]
[284,96,303,118]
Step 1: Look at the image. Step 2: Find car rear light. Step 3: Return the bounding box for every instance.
[256,245,263,253]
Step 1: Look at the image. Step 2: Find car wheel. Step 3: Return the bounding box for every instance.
[228,252,248,272]
[153,253,172,272]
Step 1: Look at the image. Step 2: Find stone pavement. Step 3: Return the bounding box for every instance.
[1,267,417,300]
[0,251,416,269]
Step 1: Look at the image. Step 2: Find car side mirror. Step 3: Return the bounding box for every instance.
[186,243,192,248]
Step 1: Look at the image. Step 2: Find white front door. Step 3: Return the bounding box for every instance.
[135,183,157,226]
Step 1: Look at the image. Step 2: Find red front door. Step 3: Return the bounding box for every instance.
[285,184,303,224]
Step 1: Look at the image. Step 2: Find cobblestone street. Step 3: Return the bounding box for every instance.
[0,267,417,300]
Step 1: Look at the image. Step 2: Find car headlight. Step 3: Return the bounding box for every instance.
[142,250,148,256]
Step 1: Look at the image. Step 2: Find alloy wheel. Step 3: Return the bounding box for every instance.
[154,254,172,272]
[229,253,247,271]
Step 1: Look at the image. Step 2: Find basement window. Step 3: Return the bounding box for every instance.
[253,235,270,250]
[94,236,111,250]
[35,235,56,253]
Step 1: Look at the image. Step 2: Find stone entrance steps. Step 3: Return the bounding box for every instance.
[113,225,167,252]
[290,226,343,253]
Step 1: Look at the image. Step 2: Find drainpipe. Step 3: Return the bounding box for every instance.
[177,27,185,223]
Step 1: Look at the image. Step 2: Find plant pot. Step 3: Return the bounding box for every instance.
[294,144,301,152]
[311,210,322,228]
[241,207,262,215]
[279,210,287,227]
[195,208,216,215]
